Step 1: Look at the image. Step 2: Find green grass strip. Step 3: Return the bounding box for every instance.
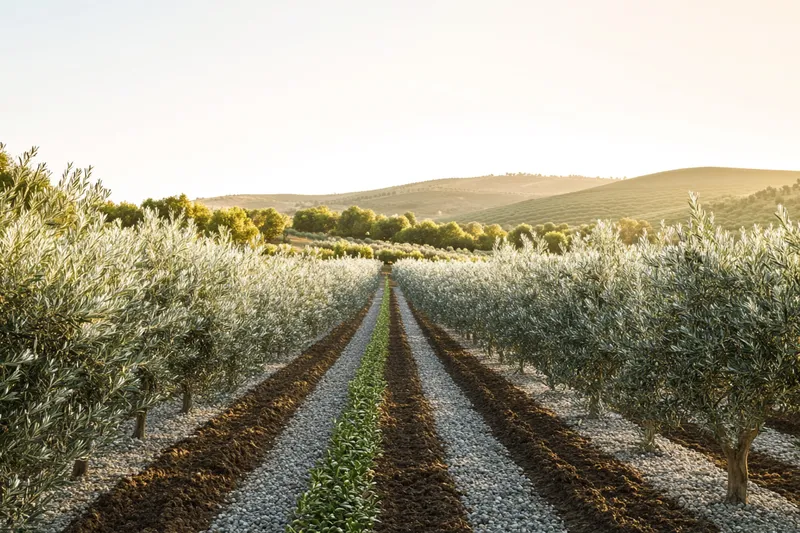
[287,278,390,533]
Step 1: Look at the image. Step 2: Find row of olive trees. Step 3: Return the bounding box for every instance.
[394,196,800,505]
[283,232,484,263]
[0,148,381,526]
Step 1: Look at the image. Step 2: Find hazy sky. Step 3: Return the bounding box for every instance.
[2,0,799,203]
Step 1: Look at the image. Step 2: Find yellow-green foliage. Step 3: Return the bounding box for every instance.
[206,206,260,244]
[247,207,290,240]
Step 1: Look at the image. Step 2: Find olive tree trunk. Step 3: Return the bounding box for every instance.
[640,420,658,453]
[722,428,759,504]
[181,383,193,414]
[133,372,153,439]
[587,393,602,419]
[71,459,89,478]
[132,409,147,440]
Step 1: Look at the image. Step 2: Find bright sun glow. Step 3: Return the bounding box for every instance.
[2,0,799,202]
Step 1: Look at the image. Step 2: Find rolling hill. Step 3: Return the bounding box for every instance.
[703,179,800,230]
[197,174,614,220]
[453,167,800,227]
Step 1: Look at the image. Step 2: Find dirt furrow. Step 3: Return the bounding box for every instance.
[373,289,472,533]
[408,304,719,533]
[63,305,370,533]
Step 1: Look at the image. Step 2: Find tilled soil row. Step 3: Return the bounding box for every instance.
[409,305,719,533]
[766,412,800,439]
[373,289,472,533]
[662,424,800,507]
[63,306,370,533]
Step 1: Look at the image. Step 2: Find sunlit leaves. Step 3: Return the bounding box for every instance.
[0,149,382,526]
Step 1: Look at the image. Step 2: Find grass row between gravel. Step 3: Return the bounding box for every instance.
[287,278,390,533]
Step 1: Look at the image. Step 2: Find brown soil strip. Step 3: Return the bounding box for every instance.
[662,424,800,507]
[408,304,718,533]
[63,306,370,533]
[767,412,800,439]
[373,290,472,533]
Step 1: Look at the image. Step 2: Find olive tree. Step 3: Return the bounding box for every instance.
[548,223,640,416]
[0,153,160,523]
[609,238,677,451]
[649,197,800,503]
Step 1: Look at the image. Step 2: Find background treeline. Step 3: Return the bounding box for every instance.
[0,146,381,527]
[101,195,290,245]
[292,204,655,253]
[100,190,655,256]
[76,196,490,264]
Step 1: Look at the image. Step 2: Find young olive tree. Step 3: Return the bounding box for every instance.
[611,236,680,451]
[549,223,641,417]
[124,212,203,438]
[0,153,159,523]
[646,196,800,503]
[490,239,564,379]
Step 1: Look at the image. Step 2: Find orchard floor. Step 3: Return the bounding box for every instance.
[19,284,800,533]
[444,321,800,533]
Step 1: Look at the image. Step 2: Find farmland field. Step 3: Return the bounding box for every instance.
[6,158,800,533]
[17,276,800,532]
[7,1,800,531]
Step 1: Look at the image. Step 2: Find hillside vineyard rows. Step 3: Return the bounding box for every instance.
[5,168,800,532]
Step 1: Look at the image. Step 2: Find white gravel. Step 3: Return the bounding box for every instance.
[752,427,800,468]
[396,290,567,533]
[450,331,800,533]
[205,289,383,533]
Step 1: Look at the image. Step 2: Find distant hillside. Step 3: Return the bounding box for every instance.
[197,173,614,220]
[454,167,800,227]
[704,179,800,230]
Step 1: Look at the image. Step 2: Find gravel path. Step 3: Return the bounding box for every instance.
[752,427,800,468]
[449,331,800,533]
[396,291,567,533]
[205,289,383,533]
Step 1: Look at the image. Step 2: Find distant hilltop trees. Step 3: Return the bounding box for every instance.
[101,195,290,245]
[291,204,653,253]
[101,196,655,253]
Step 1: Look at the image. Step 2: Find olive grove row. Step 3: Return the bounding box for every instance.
[0,150,382,526]
[394,195,800,506]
